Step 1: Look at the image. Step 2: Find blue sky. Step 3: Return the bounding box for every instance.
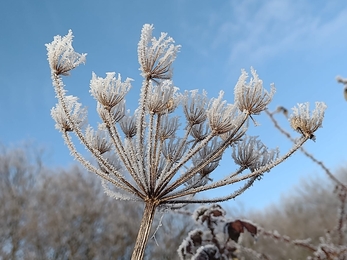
[1,0,347,211]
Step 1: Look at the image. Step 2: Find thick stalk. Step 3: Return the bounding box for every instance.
[131,201,158,260]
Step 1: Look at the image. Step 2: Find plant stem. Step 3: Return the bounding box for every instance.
[131,201,158,260]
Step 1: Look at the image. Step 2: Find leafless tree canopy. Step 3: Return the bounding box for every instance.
[0,144,192,260]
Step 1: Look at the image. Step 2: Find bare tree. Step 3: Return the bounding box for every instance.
[0,144,193,259]
[45,24,327,259]
[0,143,41,259]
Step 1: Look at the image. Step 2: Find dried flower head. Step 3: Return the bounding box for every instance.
[234,67,275,115]
[45,30,86,76]
[232,136,276,171]
[207,91,239,135]
[183,90,208,126]
[289,102,327,141]
[85,125,111,154]
[90,72,132,111]
[159,115,180,141]
[192,138,222,177]
[191,123,210,142]
[120,111,137,139]
[51,95,87,132]
[138,24,181,80]
[97,100,125,125]
[162,138,187,163]
[146,80,179,114]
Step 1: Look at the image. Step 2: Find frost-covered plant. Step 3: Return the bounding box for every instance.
[257,107,347,260]
[178,204,260,260]
[46,24,326,259]
[180,198,347,260]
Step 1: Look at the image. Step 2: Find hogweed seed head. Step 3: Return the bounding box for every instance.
[120,111,137,139]
[289,102,327,141]
[138,24,181,80]
[192,138,222,177]
[159,115,180,141]
[234,67,275,115]
[207,91,239,135]
[85,125,112,154]
[232,136,263,169]
[97,100,125,125]
[45,27,322,206]
[45,30,86,76]
[232,135,279,172]
[146,80,180,114]
[162,138,187,163]
[51,95,87,132]
[90,72,132,111]
[183,90,208,126]
[191,123,210,142]
[250,146,279,173]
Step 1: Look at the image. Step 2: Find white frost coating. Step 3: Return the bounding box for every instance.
[51,95,87,132]
[45,30,86,76]
[138,24,181,80]
[207,91,239,134]
[146,80,179,114]
[101,179,138,201]
[85,125,111,154]
[232,135,279,172]
[234,67,275,114]
[90,72,132,110]
[289,102,327,141]
[183,89,208,125]
[192,245,220,260]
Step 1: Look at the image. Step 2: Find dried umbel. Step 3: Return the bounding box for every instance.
[289,102,327,141]
[234,67,275,116]
[90,72,132,111]
[46,30,86,76]
[46,24,325,260]
[138,24,180,81]
[51,95,87,132]
[232,136,279,172]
